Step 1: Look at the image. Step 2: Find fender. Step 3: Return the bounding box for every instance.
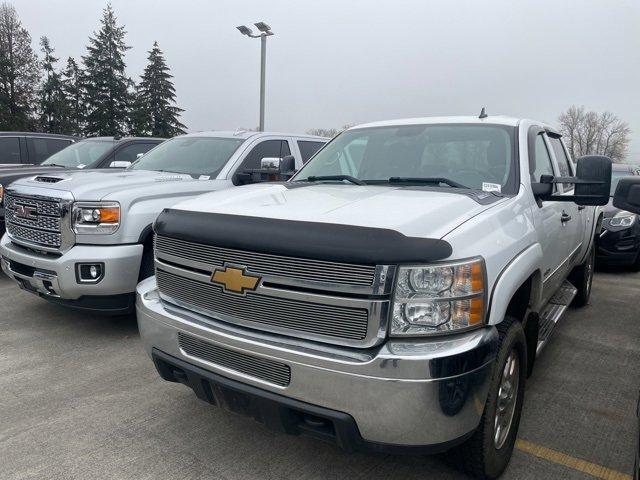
[487,243,544,325]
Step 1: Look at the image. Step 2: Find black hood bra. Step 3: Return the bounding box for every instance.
[154,209,453,265]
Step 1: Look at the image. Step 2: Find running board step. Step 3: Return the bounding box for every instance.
[536,280,577,355]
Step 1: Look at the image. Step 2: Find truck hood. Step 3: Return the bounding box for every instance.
[9,169,206,200]
[171,183,503,239]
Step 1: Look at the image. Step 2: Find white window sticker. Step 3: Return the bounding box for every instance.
[77,164,86,169]
[482,182,501,193]
[198,175,210,180]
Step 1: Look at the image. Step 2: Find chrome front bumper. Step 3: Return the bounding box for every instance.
[137,276,498,447]
[0,233,143,299]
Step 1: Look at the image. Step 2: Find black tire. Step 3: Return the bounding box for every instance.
[138,240,155,282]
[450,317,527,479]
[569,244,595,308]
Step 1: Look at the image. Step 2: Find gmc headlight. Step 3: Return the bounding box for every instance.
[608,211,636,230]
[391,258,486,336]
[72,202,120,234]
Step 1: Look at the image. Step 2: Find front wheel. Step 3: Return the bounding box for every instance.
[570,244,595,308]
[450,318,527,479]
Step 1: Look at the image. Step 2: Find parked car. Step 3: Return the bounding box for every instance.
[596,163,640,269]
[0,132,76,165]
[0,131,327,314]
[134,115,611,479]
[0,136,165,235]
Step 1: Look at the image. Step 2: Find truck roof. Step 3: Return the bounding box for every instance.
[182,131,329,141]
[82,136,166,143]
[351,115,537,129]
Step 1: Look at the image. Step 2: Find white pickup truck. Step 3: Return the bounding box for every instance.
[0,131,327,314]
[136,116,612,478]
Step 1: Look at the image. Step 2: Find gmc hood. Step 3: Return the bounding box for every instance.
[171,183,504,239]
[8,169,204,200]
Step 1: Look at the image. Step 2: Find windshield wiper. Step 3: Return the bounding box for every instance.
[41,163,66,168]
[387,177,467,189]
[305,175,366,186]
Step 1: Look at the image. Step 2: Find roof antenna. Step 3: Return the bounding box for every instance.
[479,107,488,119]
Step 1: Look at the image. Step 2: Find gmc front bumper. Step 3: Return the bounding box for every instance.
[1,234,143,314]
[136,276,498,449]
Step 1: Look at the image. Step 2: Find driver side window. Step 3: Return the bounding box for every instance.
[238,140,290,172]
[531,134,557,191]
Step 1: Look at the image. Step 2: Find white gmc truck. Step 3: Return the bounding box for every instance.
[0,131,327,314]
[137,116,612,478]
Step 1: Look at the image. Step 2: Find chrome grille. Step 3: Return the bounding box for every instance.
[5,193,63,249]
[155,235,376,287]
[178,332,291,386]
[157,268,369,341]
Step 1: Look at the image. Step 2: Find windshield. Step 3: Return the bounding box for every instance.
[41,139,114,168]
[293,124,516,193]
[610,169,640,195]
[128,136,244,177]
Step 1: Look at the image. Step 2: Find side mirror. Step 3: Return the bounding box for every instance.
[613,177,640,215]
[279,154,297,177]
[260,157,281,170]
[109,160,132,168]
[573,155,612,206]
[532,155,612,206]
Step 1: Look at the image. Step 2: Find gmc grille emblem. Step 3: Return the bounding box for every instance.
[15,204,38,220]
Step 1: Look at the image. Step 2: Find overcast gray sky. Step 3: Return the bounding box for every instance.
[12,0,640,160]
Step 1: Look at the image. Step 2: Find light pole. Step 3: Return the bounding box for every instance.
[237,22,274,132]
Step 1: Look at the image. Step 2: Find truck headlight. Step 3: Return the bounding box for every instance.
[608,211,636,229]
[72,202,120,234]
[391,258,486,336]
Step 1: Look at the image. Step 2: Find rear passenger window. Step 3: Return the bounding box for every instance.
[297,141,325,163]
[531,135,556,190]
[26,138,73,164]
[0,137,21,164]
[548,136,573,191]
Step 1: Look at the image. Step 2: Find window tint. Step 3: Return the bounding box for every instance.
[114,143,157,164]
[548,136,573,191]
[0,137,21,164]
[238,140,289,171]
[531,135,555,187]
[297,140,326,163]
[26,138,73,164]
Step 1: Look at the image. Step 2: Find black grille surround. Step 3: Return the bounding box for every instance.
[177,332,291,387]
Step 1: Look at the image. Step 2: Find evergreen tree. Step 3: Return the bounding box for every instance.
[60,57,84,135]
[132,41,186,137]
[0,3,40,130]
[82,4,131,136]
[38,36,66,133]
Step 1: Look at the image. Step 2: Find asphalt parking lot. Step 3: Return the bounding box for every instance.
[0,269,637,480]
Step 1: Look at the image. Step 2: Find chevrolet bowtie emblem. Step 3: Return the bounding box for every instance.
[211,265,260,295]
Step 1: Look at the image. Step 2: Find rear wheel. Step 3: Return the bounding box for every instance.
[570,244,595,307]
[450,318,527,479]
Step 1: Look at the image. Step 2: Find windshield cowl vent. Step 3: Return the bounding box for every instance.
[34,176,65,183]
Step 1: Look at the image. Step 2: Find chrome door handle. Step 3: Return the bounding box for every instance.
[561,212,572,223]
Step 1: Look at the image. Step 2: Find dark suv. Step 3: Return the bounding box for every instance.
[0,132,76,165]
[597,163,640,269]
[0,136,165,234]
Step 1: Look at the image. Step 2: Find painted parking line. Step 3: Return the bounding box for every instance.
[516,439,632,480]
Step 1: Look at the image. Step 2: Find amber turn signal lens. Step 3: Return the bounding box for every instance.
[98,207,120,223]
[469,296,484,325]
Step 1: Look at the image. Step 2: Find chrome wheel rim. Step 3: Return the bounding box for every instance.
[494,350,519,449]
